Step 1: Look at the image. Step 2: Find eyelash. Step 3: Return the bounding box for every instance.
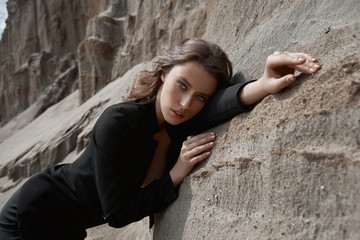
[177,81,207,102]
[177,81,186,89]
[196,95,206,102]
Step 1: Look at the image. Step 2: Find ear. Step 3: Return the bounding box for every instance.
[161,71,166,82]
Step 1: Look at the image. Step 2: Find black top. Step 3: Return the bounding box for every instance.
[17,82,253,233]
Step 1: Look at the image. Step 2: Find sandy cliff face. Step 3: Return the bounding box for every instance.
[0,0,207,125]
[152,1,360,239]
[0,0,359,239]
[0,0,111,125]
[77,0,207,102]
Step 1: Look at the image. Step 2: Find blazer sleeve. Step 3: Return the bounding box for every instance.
[166,80,257,139]
[91,105,178,228]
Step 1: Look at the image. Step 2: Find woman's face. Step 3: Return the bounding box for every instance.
[156,61,218,125]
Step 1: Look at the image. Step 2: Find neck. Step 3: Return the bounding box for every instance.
[155,87,165,126]
[152,124,168,142]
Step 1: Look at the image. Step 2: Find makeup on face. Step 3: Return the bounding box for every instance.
[156,61,218,125]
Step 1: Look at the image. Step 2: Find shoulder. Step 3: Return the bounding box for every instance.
[92,102,150,155]
[103,101,146,119]
[96,101,147,130]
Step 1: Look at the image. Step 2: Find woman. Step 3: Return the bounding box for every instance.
[0,39,320,239]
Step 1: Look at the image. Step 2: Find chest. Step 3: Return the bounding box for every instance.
[141,128,172,187]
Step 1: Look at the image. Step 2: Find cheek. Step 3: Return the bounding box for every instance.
[160,84,176,111]
[162,84,179,102]
[188,102,206,118]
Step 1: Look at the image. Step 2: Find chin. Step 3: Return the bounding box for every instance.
[164,115,189,125]
[165,119,184,126]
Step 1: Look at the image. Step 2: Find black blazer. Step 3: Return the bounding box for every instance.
[17,82,254,236]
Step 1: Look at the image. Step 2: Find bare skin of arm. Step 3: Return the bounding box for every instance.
[170,51,321,188]
[239,51,321,105]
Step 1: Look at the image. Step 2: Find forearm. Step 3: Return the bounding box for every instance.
[238,51,321,106]
[107,172,178,228]
[238,78,270,106]
[169,166,184,188]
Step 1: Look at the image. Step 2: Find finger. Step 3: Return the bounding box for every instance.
[289,52,318,62]
[266,74,296,93]
[267,52,305,68]
[294,62,321,74]
[189,141,214,156]
[286,52,321,67]
[282,74,296,87]
[186,132,215,148]
[274,52,320,67]
[278,52,321,74]
[290,58,321,74]
[190,151,211,165]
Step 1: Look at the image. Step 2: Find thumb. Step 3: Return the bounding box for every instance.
[273,74,296,92]
[283,73,296,85]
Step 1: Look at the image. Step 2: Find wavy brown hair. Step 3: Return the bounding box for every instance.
[126,38,233,103]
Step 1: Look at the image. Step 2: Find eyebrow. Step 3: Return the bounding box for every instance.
[179,76,212,98]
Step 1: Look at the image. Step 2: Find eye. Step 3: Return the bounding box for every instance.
[196,95,207,102]
[177,81,186,90]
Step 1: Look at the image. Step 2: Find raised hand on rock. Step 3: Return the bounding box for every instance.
[238,51,321,106]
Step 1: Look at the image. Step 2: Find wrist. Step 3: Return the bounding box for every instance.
[238,79,270,106]
[169,167,184,188]
[255,76,272,95]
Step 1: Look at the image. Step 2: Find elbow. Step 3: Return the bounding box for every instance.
[106,210,144,228]
[106,213,128,228]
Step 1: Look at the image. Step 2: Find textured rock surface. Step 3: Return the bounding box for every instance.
[77,0,207,102]
[0,0,110,125]
[0,0,359,239]
[0,0,207,125]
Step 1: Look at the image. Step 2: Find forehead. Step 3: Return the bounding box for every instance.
[169,61,218,96]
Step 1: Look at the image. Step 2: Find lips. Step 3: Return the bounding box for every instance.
[172,109,184,119]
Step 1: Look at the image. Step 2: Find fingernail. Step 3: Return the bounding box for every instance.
[209,142,214,146]
[309,68,316,72]
[311,57,317,61]
[314,64,320,68]
[298,57,305,61]
[287,76,295,82]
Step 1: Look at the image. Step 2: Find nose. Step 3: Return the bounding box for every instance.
[180,94,192,110]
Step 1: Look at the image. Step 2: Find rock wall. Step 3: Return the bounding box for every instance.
[152,1,360,239]
[77,0,208,102]
[0,0,111,125]
[0,0,359,239]
[0,0,207,126]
